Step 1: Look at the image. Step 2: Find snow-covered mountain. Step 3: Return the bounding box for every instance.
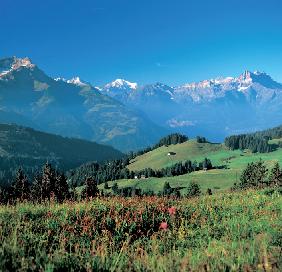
[102,79,138,102]
[102,71,282,104]
[100,71,282,141]
[0,57,35,78]
[173,70,282,104]
[2,56,281,146]
[54,76,92,88]
[0,57,166,151]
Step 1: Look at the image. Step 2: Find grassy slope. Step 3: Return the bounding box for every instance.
[100,140,282,194]
[0,190,281,271]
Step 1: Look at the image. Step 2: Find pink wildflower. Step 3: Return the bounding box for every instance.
[160,221,168,231]
[168,206,176,216]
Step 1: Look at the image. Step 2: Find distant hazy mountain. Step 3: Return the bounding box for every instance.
[0,123,124,186]
[0,57,166,151]
[101,71,282,141]
[2,56,281,147]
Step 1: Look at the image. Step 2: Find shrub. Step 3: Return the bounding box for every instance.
[186,182,201,197]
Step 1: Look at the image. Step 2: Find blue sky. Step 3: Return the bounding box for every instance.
[1,0,282,86]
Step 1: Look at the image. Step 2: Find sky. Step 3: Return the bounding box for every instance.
[1,0,282,86]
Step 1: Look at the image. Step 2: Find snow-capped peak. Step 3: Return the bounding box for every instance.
[239,70,252,80]
[11,57,35,70]
[66,77,89,87]
[0,56,35,78]
[106,79,138,90]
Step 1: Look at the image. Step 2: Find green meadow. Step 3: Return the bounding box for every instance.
[102,140,282,194]
[0,189,281,271]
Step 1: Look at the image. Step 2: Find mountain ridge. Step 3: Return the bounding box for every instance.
[1,55,282,147]
[0,56,167,151]
[0,123,124,186]
[99,70,282,142]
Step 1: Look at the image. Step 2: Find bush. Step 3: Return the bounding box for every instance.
[238,160,268,189]
[186,182,201,197]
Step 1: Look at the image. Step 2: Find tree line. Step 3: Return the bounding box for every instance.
[224,134,274,153]
[1,159,281,204]
[107,180,209,198]
[0,163,69,204]
[68,157,213,186]
[224,125,282,153]
[0,163,105,204]
[0,163,206,203]
[233,160,282,190]
[134,158,212,178]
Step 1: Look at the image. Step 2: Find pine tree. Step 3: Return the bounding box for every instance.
[202,158,212,170]
[41,163,56,200]
[83,177,99,198]
[239,160,268,189]
[55,173,69,202]
[112,182,119,194]
[268,162,282,187]
[31,174,43,202]
[12,168,30,201]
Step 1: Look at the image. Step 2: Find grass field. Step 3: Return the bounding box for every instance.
[128,140,282,172]
[103,140,282,194]
[0,189,281,271]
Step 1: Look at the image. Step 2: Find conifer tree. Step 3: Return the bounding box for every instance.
[112,182,119,194]
[268,162,282,187]
[239,160,268,189]
[55,173,69,202]
[83,177,99,198]
[31,174,43,202]
[12,168,30,201]
[41,163,56,200]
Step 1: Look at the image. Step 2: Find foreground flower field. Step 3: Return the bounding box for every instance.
[0,190,281,271]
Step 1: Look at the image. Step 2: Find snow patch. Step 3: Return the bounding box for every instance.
[67,77,89,87]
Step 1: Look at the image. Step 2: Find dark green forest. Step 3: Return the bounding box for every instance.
[0,123,123,186]
[224,125,282,153]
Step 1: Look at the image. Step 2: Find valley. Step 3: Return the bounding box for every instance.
[1,2,282,271]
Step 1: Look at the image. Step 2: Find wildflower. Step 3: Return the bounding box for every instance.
[160,221,168,231]
[47,211,52,217]
[168,206,176,216]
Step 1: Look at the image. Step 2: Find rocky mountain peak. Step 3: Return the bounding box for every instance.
[0,56,35,78]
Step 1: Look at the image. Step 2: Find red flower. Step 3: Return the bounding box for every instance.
[160,221,168,230]
[47,211,52,217]
[168,206,176,216]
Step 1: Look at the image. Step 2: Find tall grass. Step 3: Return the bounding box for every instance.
[0,190,281,271]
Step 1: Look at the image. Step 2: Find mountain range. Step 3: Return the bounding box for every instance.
[0,57,166,151]
[101,71,282,141]
[1,56,282,150]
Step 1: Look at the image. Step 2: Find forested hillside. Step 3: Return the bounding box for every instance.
[224,125,282,152]
[0,123,123,186]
